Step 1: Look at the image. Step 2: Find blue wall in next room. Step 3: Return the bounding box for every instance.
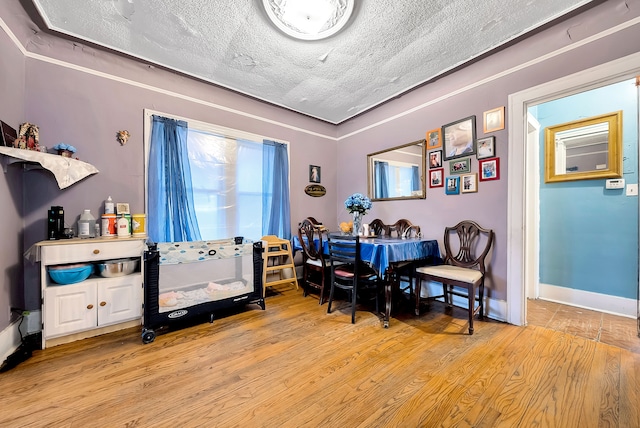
[534,79,638,299]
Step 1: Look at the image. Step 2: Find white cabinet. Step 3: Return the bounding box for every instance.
[38,237,145,348]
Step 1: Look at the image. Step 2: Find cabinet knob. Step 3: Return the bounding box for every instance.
[87,304,94,309]
[93,249,100,254]
[100,301,106,307]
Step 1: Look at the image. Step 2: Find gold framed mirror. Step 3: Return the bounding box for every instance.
[367,139,426,201]
[544,111,623,183]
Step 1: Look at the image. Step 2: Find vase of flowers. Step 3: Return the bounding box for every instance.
[344,193,372,236]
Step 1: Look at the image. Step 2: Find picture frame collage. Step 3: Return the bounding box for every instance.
[427,106,504,194]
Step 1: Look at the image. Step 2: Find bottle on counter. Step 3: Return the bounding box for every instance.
[78,209,96,239]
[104,196,115,214]
[117,214,131,238]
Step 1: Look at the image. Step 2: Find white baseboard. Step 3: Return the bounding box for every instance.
[0,321,23,364]
[539,283,637,318]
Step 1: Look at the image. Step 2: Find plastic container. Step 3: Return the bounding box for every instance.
[101,213,117,238]
[117,214,131,238]
[48,263,93,285]
[104,196,114,214]
[78,209,96,239]
[132,214,146,236]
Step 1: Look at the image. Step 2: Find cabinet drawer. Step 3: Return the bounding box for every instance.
[41,239,145,265]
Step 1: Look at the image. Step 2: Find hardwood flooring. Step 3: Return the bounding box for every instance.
[527,298,640,354]
[1,285,639,427]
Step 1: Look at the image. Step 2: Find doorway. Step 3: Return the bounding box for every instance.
[506,52,640,335]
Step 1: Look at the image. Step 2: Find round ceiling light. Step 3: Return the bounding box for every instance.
[262,0,354,41]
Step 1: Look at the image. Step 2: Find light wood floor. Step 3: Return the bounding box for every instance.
[1,285,639,427]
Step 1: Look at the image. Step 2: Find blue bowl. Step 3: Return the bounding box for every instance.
[48,263,93,285]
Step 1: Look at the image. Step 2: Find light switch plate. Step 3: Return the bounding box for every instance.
[626,183,638,196]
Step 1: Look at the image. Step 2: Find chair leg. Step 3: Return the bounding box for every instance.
[318,269,325,305]
[467,284,474,335]
[414,277,422,316]
[327,278,335,314]
[478,281,484,319]
[350,287,357,324]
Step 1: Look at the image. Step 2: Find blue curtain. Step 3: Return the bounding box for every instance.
[148,115,202,242]
[374,161,389,198]
[262,140,291,238]
[411,165,420,191]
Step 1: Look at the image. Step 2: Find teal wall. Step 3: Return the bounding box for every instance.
[533,79,638,299]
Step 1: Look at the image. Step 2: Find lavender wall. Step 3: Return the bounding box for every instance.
[335,1,640,302]
[0,21,26,331]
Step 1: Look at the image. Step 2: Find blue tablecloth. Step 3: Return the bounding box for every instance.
[293,235,440,275]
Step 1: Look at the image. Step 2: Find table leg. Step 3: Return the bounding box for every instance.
[383,269,397,328]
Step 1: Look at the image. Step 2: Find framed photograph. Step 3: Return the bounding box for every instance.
[483,106,505,133]
[445,176,460,195]
[426,128,442,150]
[449,158,471,174]
[116,203,130,215]
[442,116,476,160]
[1,121,17,147]
[476,136,496,159]
[429,168,444,188]
[428,150,442,169]
[309,165,321,183]
[479,157,500,181]
[461,173,478,193]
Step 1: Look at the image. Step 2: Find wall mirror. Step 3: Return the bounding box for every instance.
[367,139,426,201]
[544,111,623,183]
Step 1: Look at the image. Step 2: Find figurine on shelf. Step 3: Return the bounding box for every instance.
[18,122,40,151]
[117,130,130,146]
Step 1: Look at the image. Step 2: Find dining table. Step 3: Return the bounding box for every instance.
[292,234,441,327]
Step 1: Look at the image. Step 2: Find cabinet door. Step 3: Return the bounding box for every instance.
[97,275,142,326]
[44,282,97,338]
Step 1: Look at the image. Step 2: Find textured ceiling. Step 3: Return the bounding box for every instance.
[32,0,595,124]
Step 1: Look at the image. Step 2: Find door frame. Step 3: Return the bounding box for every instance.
[506,52,640,326]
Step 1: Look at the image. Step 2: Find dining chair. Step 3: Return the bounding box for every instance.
[413,220,494,334]
[326,233,381,324]
[388,219,421,238]
[297,218,330,304]
[368,218,390,236]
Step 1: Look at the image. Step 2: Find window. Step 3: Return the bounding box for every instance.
[145,110,291,242]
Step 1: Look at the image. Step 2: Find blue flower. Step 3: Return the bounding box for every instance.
[344,193,372,214]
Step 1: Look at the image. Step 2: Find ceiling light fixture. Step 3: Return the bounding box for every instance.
[262,0,354,41]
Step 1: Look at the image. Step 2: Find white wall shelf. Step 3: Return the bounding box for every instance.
[0,147,98,189]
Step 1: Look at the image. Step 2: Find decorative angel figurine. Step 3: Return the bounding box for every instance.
[117,130,130,145]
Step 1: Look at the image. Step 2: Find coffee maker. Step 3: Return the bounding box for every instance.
[47,206,64,240]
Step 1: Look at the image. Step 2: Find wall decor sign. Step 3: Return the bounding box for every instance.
[479,157,500,181]
[426,128,442,150]
[461,173,478,193]
[445,176,460,195]
[476,136,495,159]
[304,184,326,197]
[429,168,444,188]
[483,106,505,133]
[449,158,471,174]
[309,165,321,183]
[442,116,476,160]
[428,150,442,169]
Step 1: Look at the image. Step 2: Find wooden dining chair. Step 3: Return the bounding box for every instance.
[297,218,330,304]
[368,218,390,236]
[326,233,380,324]
[388,219,421,238]
[414,220,494,334]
